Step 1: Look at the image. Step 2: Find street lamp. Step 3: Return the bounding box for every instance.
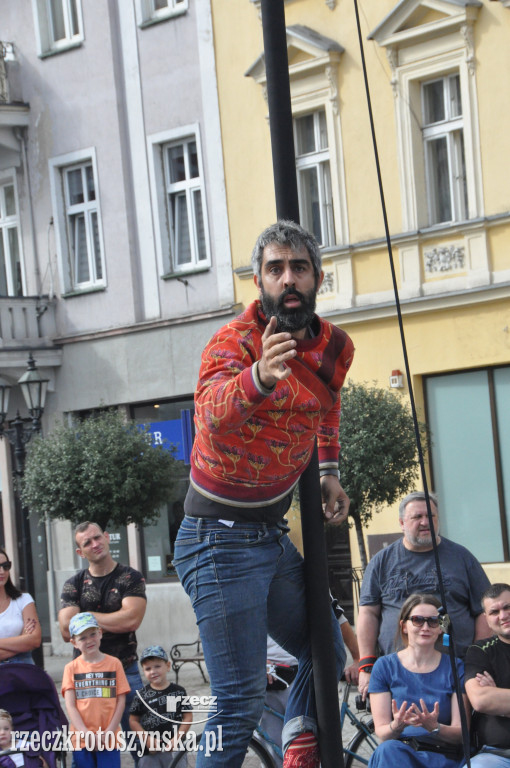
[0,353,48,668]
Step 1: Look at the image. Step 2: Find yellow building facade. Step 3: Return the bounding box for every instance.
[210,0,510,583]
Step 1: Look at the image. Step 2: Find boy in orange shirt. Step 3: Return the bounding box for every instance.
[62,613,130,768]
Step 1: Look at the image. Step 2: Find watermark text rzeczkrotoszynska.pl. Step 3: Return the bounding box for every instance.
[12,728,223,757]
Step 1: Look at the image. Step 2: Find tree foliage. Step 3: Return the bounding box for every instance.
[339,381,427,535]
[21,410,181,531]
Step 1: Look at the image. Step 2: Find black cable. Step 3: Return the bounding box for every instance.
[352,1,471,764]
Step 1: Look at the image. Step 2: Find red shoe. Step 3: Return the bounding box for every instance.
[283,732,320,768]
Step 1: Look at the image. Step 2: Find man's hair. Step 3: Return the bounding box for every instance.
[251,220,322,283]
[74,521,103,539]
[0,709,12,725]
[399,491,438,520]
[481,583,510,607]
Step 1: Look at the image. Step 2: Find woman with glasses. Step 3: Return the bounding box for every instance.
[367,593,468,767]
[0,547,41,664]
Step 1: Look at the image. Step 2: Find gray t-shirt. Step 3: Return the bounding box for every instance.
[359,537,490,658]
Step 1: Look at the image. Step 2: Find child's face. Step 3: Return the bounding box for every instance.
[0,718,12,748]
[141,658,170,689]
[71,627,102,654]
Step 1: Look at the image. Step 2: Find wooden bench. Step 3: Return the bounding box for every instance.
[169,637,208,686]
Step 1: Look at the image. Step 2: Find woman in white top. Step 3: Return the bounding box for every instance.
[0,548,41,664]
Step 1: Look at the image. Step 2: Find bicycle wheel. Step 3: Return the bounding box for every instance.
[344,718,379,768]
[169,735,277,767]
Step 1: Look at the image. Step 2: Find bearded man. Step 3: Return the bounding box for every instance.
[173,220,354,768]
[357,490,490,699]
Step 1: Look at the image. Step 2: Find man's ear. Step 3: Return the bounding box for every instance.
[254,274,261,294]
[316,270,324,291]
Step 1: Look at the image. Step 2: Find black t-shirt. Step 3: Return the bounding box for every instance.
[464,635,510,748]
[60,563,146,667]
[129,682,192,753]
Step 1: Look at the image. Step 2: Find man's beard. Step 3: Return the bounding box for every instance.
[260,285,317,333]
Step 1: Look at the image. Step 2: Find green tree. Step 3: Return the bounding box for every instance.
[21,410,181,531]
[339,381,428,567]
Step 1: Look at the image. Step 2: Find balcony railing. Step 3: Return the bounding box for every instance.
[0,297,56,348]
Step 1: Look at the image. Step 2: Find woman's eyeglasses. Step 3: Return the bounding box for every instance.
[407,615,440,628]
[0,561,12,572]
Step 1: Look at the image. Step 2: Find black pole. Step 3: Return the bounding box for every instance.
[299,449,345,768]
[260,2,344,765]
[260,0,299,223]
[11,414,44,669]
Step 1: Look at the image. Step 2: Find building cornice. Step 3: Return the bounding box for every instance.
[52,305,240,345]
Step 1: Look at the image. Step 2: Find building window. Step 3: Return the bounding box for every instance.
[136,0,188,26]
[64,164,103,288]
[294,111,335,247]
[425,366,510,563]
[422,74,468,226]
[0,181,24,297]
[49,149,106,294]
[32,0,84,56]
[162,134,210,273]
[369,4,483,232]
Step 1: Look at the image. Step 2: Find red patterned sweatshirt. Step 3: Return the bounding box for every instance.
[190,301,354,507]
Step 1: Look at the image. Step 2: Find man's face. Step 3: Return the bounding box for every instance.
[254,243,323,334]
[75,524,110,564]
[400,500,439,550]
[483,591,510,642]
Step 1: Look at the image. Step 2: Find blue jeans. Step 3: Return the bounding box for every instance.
[0,652,35,664]
[122,661,143,732]
[369,740,462,767]
[467,747,510,767]
[74,750,121,768]
[173,515,346,768]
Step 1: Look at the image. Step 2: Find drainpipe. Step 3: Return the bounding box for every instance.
[15,127,42,296]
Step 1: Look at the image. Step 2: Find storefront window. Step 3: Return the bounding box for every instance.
[132,399,193,581]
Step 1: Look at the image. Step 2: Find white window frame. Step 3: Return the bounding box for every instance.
[147,125,211,276]
[0,170,26,297]
[422,73,468,227]
[394,51,483,232]
[31,0,84,57]
[294,110,335,248]
[49,148,106,294]
[135,0,188,27]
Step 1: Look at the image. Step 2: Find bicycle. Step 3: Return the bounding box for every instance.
[169,682,378,767]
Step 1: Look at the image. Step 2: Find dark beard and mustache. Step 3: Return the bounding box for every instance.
[260,284,318,333]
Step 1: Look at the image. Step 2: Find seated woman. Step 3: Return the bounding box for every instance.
[0,548,41,664]
[368,593,468,768]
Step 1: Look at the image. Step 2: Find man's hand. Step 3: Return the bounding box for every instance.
[258,316,297,389]
[320,475,350,524]
[344,661,359,685]
[476,671,496,688]
[358,669,371,701]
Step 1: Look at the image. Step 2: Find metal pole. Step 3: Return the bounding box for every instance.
[260,1,344,764]
[12,413,44,669]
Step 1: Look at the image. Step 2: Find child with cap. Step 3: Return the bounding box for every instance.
[129,646,192,768]
[62,612,130,768]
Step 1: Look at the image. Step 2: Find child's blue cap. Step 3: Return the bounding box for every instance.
[69,612,99,638]
[140,645,168,662]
